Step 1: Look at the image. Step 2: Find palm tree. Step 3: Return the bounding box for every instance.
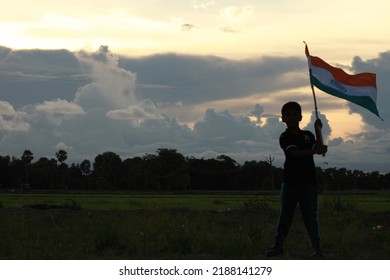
[56,150,68,186]
[21,150,34,187]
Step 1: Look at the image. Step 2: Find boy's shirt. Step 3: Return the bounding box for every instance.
[279,129,317,184]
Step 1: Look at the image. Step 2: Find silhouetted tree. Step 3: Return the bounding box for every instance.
[0,155,11,187]
[93,152,122,189]
[156,148,190,191]
[265,154,275,191]
[30,157,58,188]
[21,150,34,187]
[0,148,389,191]
[79,159,92,188]
[80,159,91,176]
[56,150,68,186]
[122,157,145,191]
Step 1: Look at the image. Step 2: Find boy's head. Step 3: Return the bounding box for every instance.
[281,101,301,117]
[281,101,302,128]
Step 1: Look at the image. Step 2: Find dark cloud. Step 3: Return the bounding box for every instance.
[0,46,87,108]
[0,46,11,59]
[119,53,305,106]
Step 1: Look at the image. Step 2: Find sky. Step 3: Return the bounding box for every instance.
[0,0,389,173]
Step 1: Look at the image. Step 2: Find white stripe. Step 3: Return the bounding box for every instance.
[310,64,377,102]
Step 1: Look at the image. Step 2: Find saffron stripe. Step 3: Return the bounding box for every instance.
[310,65,377,102]
[309,55,376,88]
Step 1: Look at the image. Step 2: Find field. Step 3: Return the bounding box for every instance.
[0,191,389,259]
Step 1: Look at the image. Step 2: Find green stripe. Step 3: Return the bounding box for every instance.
[311,75,381,118]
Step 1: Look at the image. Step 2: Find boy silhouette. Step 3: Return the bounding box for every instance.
[266,101,327,258]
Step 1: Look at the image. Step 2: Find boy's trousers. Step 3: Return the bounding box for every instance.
[275,183,320,248]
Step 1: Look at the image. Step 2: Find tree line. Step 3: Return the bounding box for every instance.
[1,148,389,192]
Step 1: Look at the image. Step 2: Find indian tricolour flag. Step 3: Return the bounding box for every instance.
[305,44,382,120]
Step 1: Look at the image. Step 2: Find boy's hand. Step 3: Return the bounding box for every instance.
[315,145,328,155]
[314,119,323,130]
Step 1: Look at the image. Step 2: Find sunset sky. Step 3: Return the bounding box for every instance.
[0,0,389,172]
[1,0,389,60]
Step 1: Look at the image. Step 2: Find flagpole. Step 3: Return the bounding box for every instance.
[310,82,320,121]
[304,41,324,148]
[310,82,324,147]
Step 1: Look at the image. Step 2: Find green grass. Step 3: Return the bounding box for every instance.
[0,192,279,211]
[1,191,389,211]
[0,191,388,259]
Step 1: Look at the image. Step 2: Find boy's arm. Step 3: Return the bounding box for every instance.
[314,119,324,147]
[314,119,327,155]
[289,145,327,158]
[288,122,327,158]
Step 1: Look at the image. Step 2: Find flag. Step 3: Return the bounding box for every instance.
[305,44,382,120]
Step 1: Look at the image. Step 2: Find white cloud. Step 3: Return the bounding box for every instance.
[193,1,215,10]
[0,101,16,116]
[107,99,163,121]
[75,45,137,110]
[0,114,29,132]
[36,99,85,115]
[0,102,29,131]
[55,141,73,151]
[220,6,254,21]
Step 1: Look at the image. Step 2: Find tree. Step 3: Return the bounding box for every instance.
[122,157,145,191]
[93,152,122,189]
[265,154,276,191]
[56,150,68,164]
[21,150,34,186]
[156,148,189,191]
[241,160,269,190]
[80,159,91,176]
[56,149,68,186]
[30,157,58,188]
[0,155,11,187]
[78,159,91,189]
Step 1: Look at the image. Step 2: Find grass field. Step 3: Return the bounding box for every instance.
[0,191,389,259]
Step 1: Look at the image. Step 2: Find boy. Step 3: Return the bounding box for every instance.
[266,101,327,258]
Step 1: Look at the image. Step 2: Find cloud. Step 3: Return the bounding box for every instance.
[0,47,87,107]
[0,114,29,132]
[304,111,332,141]
[193,1,215,10]
[56,141,73,151]
[76,45,137,110]
[36,99,85,115]
[181,23,196,32]
[220,6,254,21]
[0,101,29,132]
[107,99,163,120]
[121,53,305,107]
[0,101,16,116]
[0,46,389,173]
[250,104,264,122]
[194,108,256,143]
[219,26,240,33]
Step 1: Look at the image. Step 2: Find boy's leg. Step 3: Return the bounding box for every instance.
[274,183,298,247]
[299,184,321,250]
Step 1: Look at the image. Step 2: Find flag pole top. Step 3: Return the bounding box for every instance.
[304,41,319,120]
